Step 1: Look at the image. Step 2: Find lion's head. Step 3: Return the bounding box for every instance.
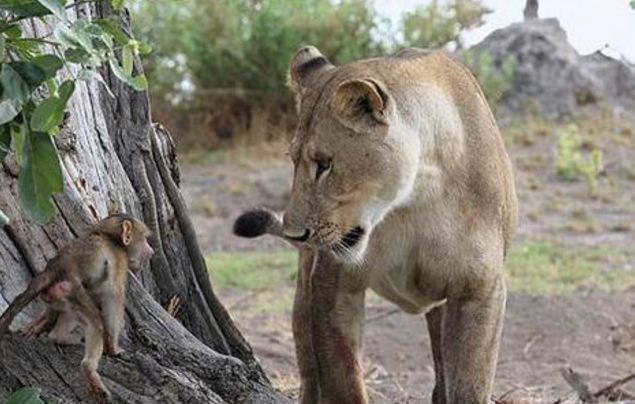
[282,46,422,263]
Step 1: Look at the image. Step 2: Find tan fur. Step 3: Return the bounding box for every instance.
[284,46,518,404]
[0,214,154,401]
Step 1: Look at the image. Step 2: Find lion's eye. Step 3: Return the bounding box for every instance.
[315,159,332,180]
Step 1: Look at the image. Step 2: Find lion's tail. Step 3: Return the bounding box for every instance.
[233,208,284,239]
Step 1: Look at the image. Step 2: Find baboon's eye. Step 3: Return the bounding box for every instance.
[315,158,332,180]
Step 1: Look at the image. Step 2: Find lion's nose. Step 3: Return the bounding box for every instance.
[284,228,311,242]
[282,216,312,242]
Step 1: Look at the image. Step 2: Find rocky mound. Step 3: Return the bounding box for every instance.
[471,18,635,118]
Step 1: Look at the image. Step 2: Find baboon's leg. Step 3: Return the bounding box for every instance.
[74,285,110,400]
[101,290,125,356]
[293,248,320,404]
[426,304,447,404]
[309,251,368,404]
[443,274,506,404]
[49,311,82,345]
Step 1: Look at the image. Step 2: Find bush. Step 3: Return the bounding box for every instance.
[463,50,516,106]
[556,124,604,195]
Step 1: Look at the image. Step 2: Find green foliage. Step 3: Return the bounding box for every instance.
[464,50,516,106]
[3,387,44,404]
[578,148,603,195]
[134,0,383,104]
[18,130,63,223]
[31,80,74,132]
[556,124,579,181]
[402,0,491,49]
[133,0,490,108]
[556,124,604,194]
[0,0,150,223]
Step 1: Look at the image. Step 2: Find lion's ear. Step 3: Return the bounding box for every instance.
[331,78,391,129]
[288,46,333,93]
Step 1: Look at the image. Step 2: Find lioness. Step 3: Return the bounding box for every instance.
[234,46,517,404]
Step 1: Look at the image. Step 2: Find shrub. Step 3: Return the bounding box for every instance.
[463,50,516,106]
[556,124,604,195]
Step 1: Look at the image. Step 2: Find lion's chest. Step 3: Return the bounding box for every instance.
[365,230,447,314]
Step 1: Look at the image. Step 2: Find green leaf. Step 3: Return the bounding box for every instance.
[95,18,130,45]
[4,387,44,404]
[36,0,67,21]
[18,130,63,224]
[0,97,22,124]
[45,78,57,95]
[136,41,152,56]
[0,208,8,227]
[63,47,90,64]
[3,24,21,38]
[110,0,124,10]
[128,74,147,91]
[32,54,63,80]
[12,123,25,165]
[54,24,81,48]
[0,64,30,102]
[77,68,114,98]
[30,80,74,132]
[0,0,50,17]
[631,0,635,9]
[0,20,11,32]
[0,124,10,160]
[0,36,5,62]
[54,22,94,53]
[85,23,113,51]
[109,59,147,91]
[7,38,41,58]
[68,20,94,51]
[10,61,46,89]
[122,44,133,75]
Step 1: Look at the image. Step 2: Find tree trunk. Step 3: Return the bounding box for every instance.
[523,0,539,20]
[0,4,291,404]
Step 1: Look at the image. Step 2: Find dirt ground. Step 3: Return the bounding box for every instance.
[179,114,635,403]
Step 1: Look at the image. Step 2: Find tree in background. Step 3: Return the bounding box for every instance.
[134,0,383,105]
[402,0,491,49]
[131,0,491,148]
[523,0,539,20]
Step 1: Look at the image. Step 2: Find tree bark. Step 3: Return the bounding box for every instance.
[0,4,291,403]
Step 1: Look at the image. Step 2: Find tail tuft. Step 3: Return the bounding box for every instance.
[233,209,277,238]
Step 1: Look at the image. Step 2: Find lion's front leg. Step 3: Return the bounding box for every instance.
[309,250,368,404]
[442,272,506,404]
[293,248,320,404]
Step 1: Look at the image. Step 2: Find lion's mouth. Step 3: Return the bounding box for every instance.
[339,226,365,248]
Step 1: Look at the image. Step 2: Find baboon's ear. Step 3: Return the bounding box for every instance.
[121,220,133,246]
[288,46,334,94]
[331,78,392,131]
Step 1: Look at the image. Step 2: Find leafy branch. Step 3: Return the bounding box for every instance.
[0,0,152,224]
